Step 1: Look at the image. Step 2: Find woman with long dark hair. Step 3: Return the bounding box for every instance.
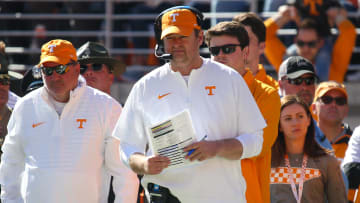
[270,95,346,203]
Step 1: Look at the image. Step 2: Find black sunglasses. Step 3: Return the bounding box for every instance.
[80,64,103,74]
[41,63,76,76]
[209,44,242,56]
[287,77,318,86]
[319,96,347,106]
[0,78,10,85]
[296,40,317,48]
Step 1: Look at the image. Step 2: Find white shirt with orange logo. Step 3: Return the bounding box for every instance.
[113,58,266,203]
[0,77,139,203]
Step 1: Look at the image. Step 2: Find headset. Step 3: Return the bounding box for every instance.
[153,6,204,60]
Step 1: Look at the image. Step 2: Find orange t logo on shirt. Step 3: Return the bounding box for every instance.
[76,119,87,129]
[205,86,216,95]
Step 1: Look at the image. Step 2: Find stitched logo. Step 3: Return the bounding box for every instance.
[158,93,171,99]
[205,86,216,95]
[32,122,45,128]
[76,119,87,129]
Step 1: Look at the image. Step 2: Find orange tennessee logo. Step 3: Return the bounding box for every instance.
[205,86,216,95]
[76,119,87,129]
[158,93,171,99]
[32,122,45,128]
[303,0,322,16]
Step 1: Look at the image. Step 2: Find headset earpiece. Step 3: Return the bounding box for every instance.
[153,6,204,60]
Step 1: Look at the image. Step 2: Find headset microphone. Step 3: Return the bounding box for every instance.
[154,44,172,60]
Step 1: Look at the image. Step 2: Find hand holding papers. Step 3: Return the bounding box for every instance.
[148,110,197,170]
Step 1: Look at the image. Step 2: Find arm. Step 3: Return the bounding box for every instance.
[328,8,356,82]
[326,156,348,203]
[257,87,281,158]
[0,110,25,202]
[264,5,299,72]
[104,100,139,203]
[184,130,263,161]
[128,153,170,175]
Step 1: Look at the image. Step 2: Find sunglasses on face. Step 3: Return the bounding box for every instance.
[319,96,347,106]
[287,76,318,86]
[80,64,103,74]
[296,40,317,48]
[209,44,242,56]
[0,78,10,85]
[41,63,76,76]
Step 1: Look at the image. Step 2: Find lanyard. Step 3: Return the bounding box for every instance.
[285,154,308,203]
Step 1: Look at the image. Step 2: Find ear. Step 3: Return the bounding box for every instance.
[259,42,265,55]
[198,30,204,47]
[311,103,317,115]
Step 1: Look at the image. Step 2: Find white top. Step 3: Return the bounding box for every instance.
[7,91,19,109]
[113,58,266,203]
[0,77,139,203]
[343,126,360,166]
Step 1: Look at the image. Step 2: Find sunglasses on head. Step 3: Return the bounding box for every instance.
[80,64,103,74]
[319,95,347,106]
[0,78,10,85]
[209,44,242,56]
[296,40,317,48]
[287,76,318,86]
[41,62,76,76]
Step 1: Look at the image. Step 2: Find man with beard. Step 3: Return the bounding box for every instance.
[112,6,266,203]
[0,39,139,203]
[77,41,126,95]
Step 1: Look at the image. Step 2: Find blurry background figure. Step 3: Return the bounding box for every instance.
[77,41,126,95]
[20,67,43,96]
[0,41,23,109]
[0,42,12,153]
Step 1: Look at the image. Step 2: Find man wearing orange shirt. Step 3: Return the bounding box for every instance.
[233,12,279,90]
[205,21,281,203]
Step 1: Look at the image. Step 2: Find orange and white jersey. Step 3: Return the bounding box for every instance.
[113,57,266,203]
[0,77,139,203]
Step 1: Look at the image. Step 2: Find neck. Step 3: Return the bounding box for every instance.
[171,56,203,76]
[285,136,305,154]
[318,120,343,142]
[247,59,259,75]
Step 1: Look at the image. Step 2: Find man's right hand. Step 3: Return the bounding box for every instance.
[144,155,171,175]
[129,153,171,175]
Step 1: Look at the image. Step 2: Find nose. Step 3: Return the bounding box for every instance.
[83,67,94,76]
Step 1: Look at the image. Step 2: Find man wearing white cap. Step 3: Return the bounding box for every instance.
[112,6,266,203]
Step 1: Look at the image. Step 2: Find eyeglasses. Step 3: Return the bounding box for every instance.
[287,76,318,86]
[319,95,347,106]
[296,40,317,48]
[0,78,10,85]
[41,63,76,76]
[80,64,103,74]
[209,44,242,56]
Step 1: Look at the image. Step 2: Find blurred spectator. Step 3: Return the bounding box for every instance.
[311,81,351,158]
[265,4,356,82]
[77,41,126,95]
[20,67,43,96]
